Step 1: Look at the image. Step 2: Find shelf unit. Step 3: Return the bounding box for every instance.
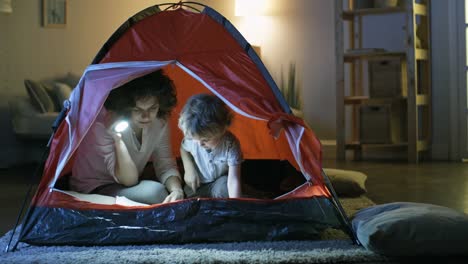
[335,0,431,162]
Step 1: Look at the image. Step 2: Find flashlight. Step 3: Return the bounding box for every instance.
[114,120,129,133]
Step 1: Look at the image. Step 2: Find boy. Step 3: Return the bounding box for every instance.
[178,94,243,198]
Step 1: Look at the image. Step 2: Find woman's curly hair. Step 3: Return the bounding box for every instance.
[104,69,177,119]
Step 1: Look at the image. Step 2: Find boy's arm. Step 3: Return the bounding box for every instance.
[180,146,200,192]
[227,165,242,198]
[162,175,184,203]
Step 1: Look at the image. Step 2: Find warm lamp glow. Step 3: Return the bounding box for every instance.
[237,16,272,46]
[0,0,12,13]
[235,0,268,17]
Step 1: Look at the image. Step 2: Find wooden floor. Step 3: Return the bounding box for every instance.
[1,160,467,237]
[324,159,468,214]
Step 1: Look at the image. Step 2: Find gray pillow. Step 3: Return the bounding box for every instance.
[323,168,367,197]
[59,72,81,88]
[24,79,56,113]
[53,82,72,109]
[352,202,468,256]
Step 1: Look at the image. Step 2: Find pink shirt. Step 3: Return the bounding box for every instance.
[70,109,180,193]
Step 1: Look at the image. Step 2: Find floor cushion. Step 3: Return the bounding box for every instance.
[352,202,468,256]
[323,168,367,197]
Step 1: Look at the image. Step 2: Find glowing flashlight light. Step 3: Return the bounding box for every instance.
[114,121,129,133]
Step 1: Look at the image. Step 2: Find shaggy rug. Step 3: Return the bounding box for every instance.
[1,196,394,264]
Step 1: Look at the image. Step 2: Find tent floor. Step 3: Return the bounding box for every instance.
[1,160,468,236]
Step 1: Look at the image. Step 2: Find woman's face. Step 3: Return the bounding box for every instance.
[130,96,159,129]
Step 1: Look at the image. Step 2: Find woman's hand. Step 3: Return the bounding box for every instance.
[162,189,184,203]
[104,111,138,186]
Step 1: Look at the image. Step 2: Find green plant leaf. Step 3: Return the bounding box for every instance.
[279,61,301,110]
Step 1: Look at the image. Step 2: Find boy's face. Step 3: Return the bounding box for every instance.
[130,96,159,129]
[191,133,223,151]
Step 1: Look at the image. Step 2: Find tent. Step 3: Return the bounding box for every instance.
[10,2,356,249]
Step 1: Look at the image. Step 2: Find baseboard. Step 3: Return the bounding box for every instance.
[320,140,406,161]
[321,140,336,160]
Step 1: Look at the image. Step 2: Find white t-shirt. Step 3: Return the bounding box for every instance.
[70,108,180,194]
[181,131,243,184]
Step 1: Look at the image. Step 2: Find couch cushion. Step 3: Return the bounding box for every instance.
[323,168,367,197]
[63,72,81,88]
[352,202,468,256]
[9,96,59,139]
[24,79,56,113]
[54,72,80,89]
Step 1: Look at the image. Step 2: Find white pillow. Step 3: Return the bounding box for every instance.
[53,82,72,110]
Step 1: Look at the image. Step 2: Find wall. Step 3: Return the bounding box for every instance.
[234,0,336,138]
[0,0,174,167]
[245,0,456,160]
[0,0,159,167]
[0,0,337,167]
[430,1,452,160]
[0,1,455,167]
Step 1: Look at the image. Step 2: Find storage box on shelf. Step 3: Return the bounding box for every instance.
[369,59,405,98]
[354,0,400,10]
[359,101,407,144]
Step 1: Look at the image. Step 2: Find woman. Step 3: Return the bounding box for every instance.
[70,70,184,204]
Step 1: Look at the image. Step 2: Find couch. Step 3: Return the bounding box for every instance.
[9,74,78,139]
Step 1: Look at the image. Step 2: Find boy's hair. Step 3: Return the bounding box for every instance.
[178,94,233,138]
[104,69,177,119]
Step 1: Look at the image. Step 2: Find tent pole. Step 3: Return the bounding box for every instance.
[321,169,361,245]
[5,107,67,252]
[4,137,51,252]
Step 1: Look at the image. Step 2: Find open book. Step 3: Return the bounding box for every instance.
[115,196,149,207]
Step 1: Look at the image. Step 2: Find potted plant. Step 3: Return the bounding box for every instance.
[280,62,303,118]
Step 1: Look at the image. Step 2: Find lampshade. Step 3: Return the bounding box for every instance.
[235,0,269,17]
[0,0,12,13]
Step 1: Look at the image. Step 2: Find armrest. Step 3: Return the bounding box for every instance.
[9,96,59,139]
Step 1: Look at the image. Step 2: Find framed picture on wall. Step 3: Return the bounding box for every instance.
[42,0,67,28]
